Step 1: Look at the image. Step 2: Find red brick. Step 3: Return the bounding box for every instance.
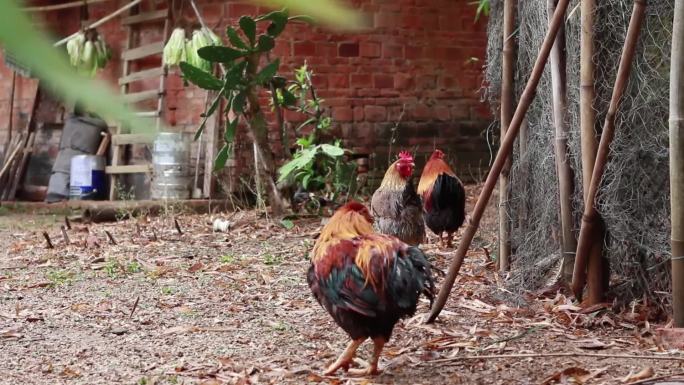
[356,122,374,138]
[394,73,413,90]
[294,41,316,56]
[434,106,451,121]
[338,42,360,57]
[374,74,394,89]
[227,3,257,16]
[365,106,387,122]
[450,103,470,119]
[353,106,365,121]
[201,3,223,23]
[374,12,399,28]
[360,42,381,58]
[328,74,349,89]
[351,73,372,88]
[382,44,404,59]
[411,104,432,120]
[332,106,353,122]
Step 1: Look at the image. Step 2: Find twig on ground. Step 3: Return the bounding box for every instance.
[425,352,684,364]
[174,218,183,235]
[61,226,70,245]
[625,370,684,385]
[129,296,140,319]
[104,230,117,245]
[64,216,71,230]
[42,231,53,249]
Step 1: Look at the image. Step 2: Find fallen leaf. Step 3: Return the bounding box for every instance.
[540,367,591,385]
[188,261,204,273]
[61,367,80,378]
[575,338,613,350]
[622,367,654,383]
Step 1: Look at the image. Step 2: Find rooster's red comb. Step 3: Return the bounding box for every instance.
[398,151,413,161]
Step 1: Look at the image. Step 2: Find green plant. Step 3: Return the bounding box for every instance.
[181,10,314,215]
[104,259,120,278]
[46,269,73,286]
[126,261,142,274]
[219,254,236,264]
[263,253,284,265]
[469,0,490,21]
[161,286,175,295]
[274,64,357,211]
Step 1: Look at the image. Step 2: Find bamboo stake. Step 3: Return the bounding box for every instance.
[548,0,576,281]
[578,0,606,305]
[53,0,143,47]
[571,0,647,301]
[425,0,571,323]
[670,0,684,327]
[498,0,516,272]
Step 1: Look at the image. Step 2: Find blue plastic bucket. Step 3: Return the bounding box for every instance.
[69,155,106,200]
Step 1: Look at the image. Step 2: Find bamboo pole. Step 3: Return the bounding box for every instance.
[498,0,517,272]
[578,0,606,305]
[23,0,111,12]
[548,0,576,281]
[670,0,684,327]
[53,0,143,47]
[571,0,646,301]
[425,0,572,323]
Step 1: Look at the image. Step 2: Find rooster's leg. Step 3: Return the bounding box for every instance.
[446,232,454,248]
[348,337,385,376]
[323,338,365,375]
[438,233,444,248]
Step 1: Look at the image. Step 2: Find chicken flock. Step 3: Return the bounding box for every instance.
[307,149,467,376]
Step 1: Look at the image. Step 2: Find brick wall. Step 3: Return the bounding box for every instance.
[0,0,491,194]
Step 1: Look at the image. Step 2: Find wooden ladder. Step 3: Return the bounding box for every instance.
[107,5,170,200]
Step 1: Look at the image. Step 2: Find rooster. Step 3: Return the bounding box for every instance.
[417,149,466,248]
[307,202,434,376]
[370,151,425,246]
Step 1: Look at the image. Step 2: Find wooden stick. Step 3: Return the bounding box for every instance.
[64,216,72,230]
[104,230,117,245]
[53,0,143,47]
[548,0,576,281]
[96,133,110,157]
[129,296,140,318]
[23,0,110,12]
[0,135,24,180]
[42,232,54,249]
[61,226,70,245]
[670,0,684,327]
[8,132,36,200]
[174,218,183,235]
[424,0,571,323]
[571,0,647,302]
[6,72,16,149]
[498,0,516,272]
[425,352,684,364]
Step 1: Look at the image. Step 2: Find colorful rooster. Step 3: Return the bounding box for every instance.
[417,149,466,248]
[307,202,434,376]
[370,151,425,246]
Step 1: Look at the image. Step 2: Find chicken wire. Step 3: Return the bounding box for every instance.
[485,0,673,312]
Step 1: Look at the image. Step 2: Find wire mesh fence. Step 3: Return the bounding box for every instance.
[485,0,673,313]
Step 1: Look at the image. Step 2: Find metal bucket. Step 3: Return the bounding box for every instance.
[151,132,191,200]
[69,155,106,200]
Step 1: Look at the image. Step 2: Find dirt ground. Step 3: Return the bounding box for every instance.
[1,185,684,385]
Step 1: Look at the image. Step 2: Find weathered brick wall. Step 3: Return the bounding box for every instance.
[0,0,491,193]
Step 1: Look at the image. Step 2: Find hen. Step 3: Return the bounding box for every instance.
[307,202,434,375]
[370,151,425,245]
[417,149,466,248]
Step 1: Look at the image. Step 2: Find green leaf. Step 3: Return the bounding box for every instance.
[295,117,317,132]
[255,59,280,84]
[288,15,316,24]
[262,9,289,37]
[0,0,152,135]
[225,61,248,90]
[225,26,249,50]
[279,219,295,230]
[249,0,367,29]
[194,89,223,141]
[224,118,238,143]
[214,143,231,171]
[281,89,297,106]
[302,174,311,189]
[321,143,345,157]
[232,92,246,113]
[239,16,257,45]
[278,147,316,182]
[197,46,246,63]
[256,35,275,52]
[179,61,223,91]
